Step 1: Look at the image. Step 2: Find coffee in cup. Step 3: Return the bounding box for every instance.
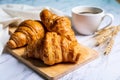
[72,6,114,35]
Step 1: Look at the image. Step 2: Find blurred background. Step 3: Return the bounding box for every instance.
[0,0,120,14]
[0,0,120,24]
[0,0,120,7]
[0,0,120,8]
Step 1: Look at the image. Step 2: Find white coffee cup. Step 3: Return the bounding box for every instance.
[72,6,114,35]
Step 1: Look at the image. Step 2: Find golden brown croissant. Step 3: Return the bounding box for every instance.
[7,9,87,65]
[40,9,76,41]
[7,20,45,49]
[41,32,81,65]
[32,32,84,65]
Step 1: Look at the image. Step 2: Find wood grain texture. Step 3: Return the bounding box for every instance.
[7,45,98,80]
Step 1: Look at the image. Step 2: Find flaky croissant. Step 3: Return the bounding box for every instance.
[7,20,45,49]
[41,32,81,65]
[30,32,81,65]
[8,9,87,65]
[40,9,76,41]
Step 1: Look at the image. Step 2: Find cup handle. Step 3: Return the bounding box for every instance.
[98,13,114,30]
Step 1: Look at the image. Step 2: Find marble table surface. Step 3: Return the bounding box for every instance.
[0,0,120,80]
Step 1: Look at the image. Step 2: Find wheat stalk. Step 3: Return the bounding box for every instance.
[95,29,112,46]
[104,37,114,55]
[94,26,114,46]
[93,25,120,55]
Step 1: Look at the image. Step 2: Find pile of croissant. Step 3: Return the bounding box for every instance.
[7,9,87,65]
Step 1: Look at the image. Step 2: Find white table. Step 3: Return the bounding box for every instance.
[0,0,120,80]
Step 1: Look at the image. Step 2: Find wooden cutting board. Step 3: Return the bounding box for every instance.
[7,45,98,80]
[7,27,99,80]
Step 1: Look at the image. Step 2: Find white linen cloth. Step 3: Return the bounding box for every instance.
[0,4,69,56]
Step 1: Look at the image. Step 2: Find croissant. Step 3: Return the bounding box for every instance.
[7,20,45,49]
[30,32,81,65]
[40,9,76,41]
[41,32,81,65]
[8,10,86,65]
